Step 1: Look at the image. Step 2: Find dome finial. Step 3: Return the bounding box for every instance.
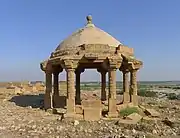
[86,15,93,24]
[86,15,94,27]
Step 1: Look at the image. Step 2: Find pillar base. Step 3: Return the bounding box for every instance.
[66,98,75,115]
[107,112,118,118]
[44,94,51,109]
[108,98,118,117]
[123,92,130,104]
[132,95,138,106]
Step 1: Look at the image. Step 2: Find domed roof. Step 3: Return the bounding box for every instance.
[55,15,121,51]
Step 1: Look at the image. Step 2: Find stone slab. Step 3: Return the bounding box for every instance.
[142,116,160,123]
[83,107,101,121]
[126,113,142,122]
[145,109,160,117]
[81,99,101,109]
[117,119,139,125]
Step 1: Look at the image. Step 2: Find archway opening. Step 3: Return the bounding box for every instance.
[78,69,101,103]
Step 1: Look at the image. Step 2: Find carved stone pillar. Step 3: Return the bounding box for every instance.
[66,68,76,115]
[123,70,130,103]
[130,69,138,106]
[75,71,81,104]
[101,71,107,101]
[44,72,52,109]
[53,71,59,107]
[108,68,117,117]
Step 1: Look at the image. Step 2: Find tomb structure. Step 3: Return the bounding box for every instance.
[40,15,143,118]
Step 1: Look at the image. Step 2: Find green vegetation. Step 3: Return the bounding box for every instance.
[138,89,157,97]
[119,107,139,116]
[158,86,180,89]
[167,93,178,100]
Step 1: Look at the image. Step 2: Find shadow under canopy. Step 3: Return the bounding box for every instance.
[9,94,67,108]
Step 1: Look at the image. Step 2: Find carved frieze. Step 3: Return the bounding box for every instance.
[84,53,98,59]
[80,44,116,54]
[128,61,142,70]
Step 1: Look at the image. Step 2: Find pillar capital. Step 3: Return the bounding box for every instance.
[108,56,122,69]
[128,61,141,71]
[63,59,78,70]
[40,61,53,74]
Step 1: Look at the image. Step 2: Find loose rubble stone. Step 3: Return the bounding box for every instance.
[73,120,79,126]
[0,87,180,138]
[145,109,160,117]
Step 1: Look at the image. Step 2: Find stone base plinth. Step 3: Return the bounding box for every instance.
[83,107,101,121]
[75,105,83,114]
[66,98,75,115]
[108,98,118,117]
[107,112,118,118]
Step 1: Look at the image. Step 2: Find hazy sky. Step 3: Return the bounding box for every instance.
[0,0,180,82]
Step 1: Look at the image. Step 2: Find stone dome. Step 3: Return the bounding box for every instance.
[55,15,121,51]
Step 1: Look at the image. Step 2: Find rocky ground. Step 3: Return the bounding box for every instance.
[0,88,180,138]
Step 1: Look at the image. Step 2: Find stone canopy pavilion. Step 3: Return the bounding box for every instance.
[40,15,143,117]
